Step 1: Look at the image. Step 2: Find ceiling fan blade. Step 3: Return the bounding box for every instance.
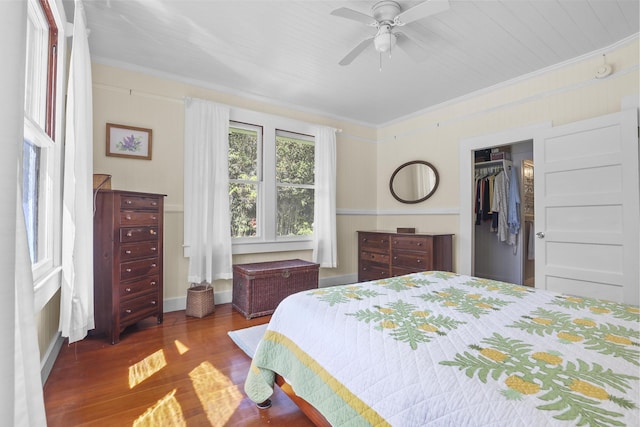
[395,0,450,25]
[395,32,429,62]
[331,7,376,26]
[338,37,374,66]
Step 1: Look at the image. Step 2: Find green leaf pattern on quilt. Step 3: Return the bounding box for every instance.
[440,333,638,427]
[509,308,640,366]
[462,277,535,299]
[416,286,513,318]
[308,285,384,306]
[371,275,437,291]
[347,300,466,350]
[551,295,640,322]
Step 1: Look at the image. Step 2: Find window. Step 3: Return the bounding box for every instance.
[228,114,316,253]
[229,123,261,238]
[23,0,63,305]
[275,130,314,237]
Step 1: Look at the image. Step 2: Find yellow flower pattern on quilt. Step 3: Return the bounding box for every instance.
[441,333,638,426]
[510,307,639,365]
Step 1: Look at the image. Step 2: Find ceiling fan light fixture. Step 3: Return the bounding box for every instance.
[374,25,396,53]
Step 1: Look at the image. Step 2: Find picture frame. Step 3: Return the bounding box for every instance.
[106,123,152,160]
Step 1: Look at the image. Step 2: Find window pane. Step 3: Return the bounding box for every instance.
[276,133,314,185]
[229,126,258,180]
[277,186,314,237]
[230,182,257,238]
[24,0,49,128]
[22,140,40,263]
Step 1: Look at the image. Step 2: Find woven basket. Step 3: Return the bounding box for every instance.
[186,284,214,318]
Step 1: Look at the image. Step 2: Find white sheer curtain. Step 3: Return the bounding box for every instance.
[312,126,337,267]
[7,2,47,424]
[60,0,94,343]
[184,98,232,283]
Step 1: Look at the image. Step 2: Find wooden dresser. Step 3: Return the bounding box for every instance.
[93,190,165,344]
[357,231,454,282]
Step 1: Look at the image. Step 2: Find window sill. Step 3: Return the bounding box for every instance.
[232,239,313,255]
[34,265,62,312]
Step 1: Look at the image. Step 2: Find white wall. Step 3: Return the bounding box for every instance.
[89,36,639,310]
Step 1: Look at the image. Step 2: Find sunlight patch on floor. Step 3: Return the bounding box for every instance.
[133,389,185,427]
[129,349,167,388]
[174,339,190,355]
[189,361,243,426]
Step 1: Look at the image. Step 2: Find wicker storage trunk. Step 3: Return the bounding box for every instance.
[232,259,319,319]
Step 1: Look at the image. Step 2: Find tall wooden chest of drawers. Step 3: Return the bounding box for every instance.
[93,190,165,344]
[357,231,453,282]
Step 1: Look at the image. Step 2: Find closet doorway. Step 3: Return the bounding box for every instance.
[473,142,533,286]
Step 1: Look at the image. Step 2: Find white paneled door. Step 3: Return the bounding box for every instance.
[534,109,639,305]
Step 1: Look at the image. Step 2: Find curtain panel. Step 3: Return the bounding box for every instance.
[60,0,95,343]
[184,98,232,283]
[312,126,337,268]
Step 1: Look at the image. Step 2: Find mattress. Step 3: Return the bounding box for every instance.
[245,271,639,426]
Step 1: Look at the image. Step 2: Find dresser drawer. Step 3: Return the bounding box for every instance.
[120,195,161,211]
[360,250,390,265]
[120,226,159,243]
[120,241,160,261]
[119,275,160,300]
[120,258,160,281]
[359,262,390,281]
[120,211,160,226]
[359,232,390,253]
[391,235,431,251]
[120,294,160,324]
[392,252,432,270]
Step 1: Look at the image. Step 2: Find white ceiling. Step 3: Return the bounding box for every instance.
[72,0,639,126]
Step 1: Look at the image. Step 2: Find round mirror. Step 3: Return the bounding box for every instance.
[389,160,439,204]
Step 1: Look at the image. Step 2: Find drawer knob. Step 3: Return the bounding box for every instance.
[125,250,132,254]
[125,309,132,314]
[416,259,422,264]
[362,238,368,242]
[150,229,157,235]
[151,247,157,251]
[417,243,422,246]
[126,200,132,205]
[150,281,157,286]
[282,270,290,278]
[126,231,133,237]
[125,215,132,220]
[151,263,157,268]
[151,202,157,206]
[125,268,132,272]
[151,216,157,220]
[151,300,157,305]
[125,288,131,292]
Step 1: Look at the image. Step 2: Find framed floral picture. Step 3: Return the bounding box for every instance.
[106,123,152,160]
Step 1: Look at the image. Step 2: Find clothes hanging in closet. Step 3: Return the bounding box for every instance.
[475,164,521,252]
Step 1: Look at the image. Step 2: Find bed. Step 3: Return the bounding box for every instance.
[245,271,640,426]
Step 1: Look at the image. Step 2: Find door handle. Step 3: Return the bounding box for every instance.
[536,232,545,239]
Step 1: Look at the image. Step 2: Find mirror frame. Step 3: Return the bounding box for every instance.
[389,160,440,204]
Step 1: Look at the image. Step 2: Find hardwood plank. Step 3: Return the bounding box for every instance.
[43,304,314,426]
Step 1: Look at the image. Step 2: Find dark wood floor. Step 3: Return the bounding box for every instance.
[43,304,314,426]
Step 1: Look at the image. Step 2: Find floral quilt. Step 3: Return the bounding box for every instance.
[245,272,639,426]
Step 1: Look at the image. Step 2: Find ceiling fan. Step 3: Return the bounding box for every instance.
[331,0,450,66]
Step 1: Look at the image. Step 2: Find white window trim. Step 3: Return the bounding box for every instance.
[229,107,316,254]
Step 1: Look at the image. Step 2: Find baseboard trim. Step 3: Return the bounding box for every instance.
[162,273,357,313]
[41,332,64,384]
